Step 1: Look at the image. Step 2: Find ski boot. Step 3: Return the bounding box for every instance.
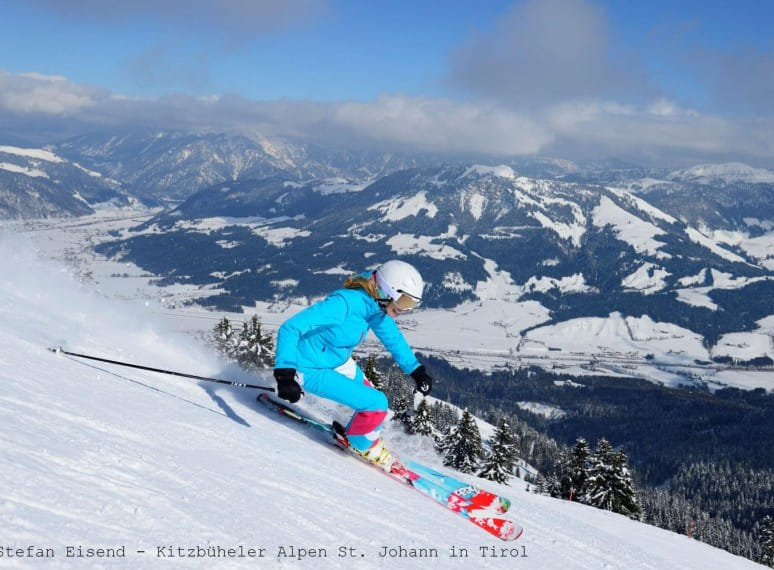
[358,439,395,471]
[332,421,401,473]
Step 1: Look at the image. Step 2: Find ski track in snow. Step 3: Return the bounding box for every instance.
[0,233,763,569]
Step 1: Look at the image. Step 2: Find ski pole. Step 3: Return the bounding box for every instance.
[49,347,275,392]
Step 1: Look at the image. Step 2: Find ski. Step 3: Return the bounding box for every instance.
[257,394,522,541]
[255,393,513,517]
[402,459,511,514]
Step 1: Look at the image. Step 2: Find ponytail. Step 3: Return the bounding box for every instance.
[343,274,379,300]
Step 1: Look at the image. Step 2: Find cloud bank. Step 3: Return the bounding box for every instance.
[1,69,773,167]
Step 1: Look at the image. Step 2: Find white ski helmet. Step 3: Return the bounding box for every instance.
[374,260,424,311]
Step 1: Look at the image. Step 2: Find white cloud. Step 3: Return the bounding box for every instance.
[0,71,105,115]
[1,70,773,167]
[330,95,552,155]
[544,99,774,164]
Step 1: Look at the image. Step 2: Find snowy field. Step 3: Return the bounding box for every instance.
[0,226,763,569]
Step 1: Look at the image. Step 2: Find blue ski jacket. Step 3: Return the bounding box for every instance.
[274,284,420,375]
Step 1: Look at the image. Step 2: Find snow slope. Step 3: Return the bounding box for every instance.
[0,234,763,569]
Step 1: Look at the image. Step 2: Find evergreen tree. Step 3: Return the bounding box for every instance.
[478,417,517,484]
[213,317,235,359]
[585,438,640,518]
[390,392,414,433]
[213,315,274,370]
[762,515,774,567]
[585,438,616,509]
[533,473,548,495]
[411,397,435,437]
[545,472,563,499]
[442,409,483,474]
[430,401,459,434]
[551,447,570,499]
[561,438,590,502]
[382,366,413,412]
[611,448,641,519]
[435,425,452,457]
[234,315,275,370]
[362,354,384,390]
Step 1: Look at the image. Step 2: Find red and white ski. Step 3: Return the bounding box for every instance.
[257,394,523,541]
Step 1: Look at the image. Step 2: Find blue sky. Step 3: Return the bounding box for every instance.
[1,0,773,166]
[2,1,513,100]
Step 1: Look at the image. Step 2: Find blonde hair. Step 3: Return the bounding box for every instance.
[343,274,379,300]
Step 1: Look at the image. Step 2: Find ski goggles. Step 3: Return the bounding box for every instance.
[392,290,421,312]
[377,290,421,312]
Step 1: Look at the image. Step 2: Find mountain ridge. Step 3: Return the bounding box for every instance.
[2,132,772,385]
[0,144,134,218]
[80,162,774,388]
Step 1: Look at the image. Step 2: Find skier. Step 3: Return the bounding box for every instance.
[272,259,433,470]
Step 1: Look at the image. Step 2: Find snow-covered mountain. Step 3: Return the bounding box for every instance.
[0,235,762,569]
[2,130,772,386]
[142,162,774,288]
[85,163,773,388]
[52,130,434,204]
[668,163,774,186]
[0,145,134,218]
[620,167,774,235]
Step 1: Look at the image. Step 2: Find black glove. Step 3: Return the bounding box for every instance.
[273,368,303,403]
[410,365,432,396]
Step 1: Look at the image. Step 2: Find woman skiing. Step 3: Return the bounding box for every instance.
[272,259,433,470]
